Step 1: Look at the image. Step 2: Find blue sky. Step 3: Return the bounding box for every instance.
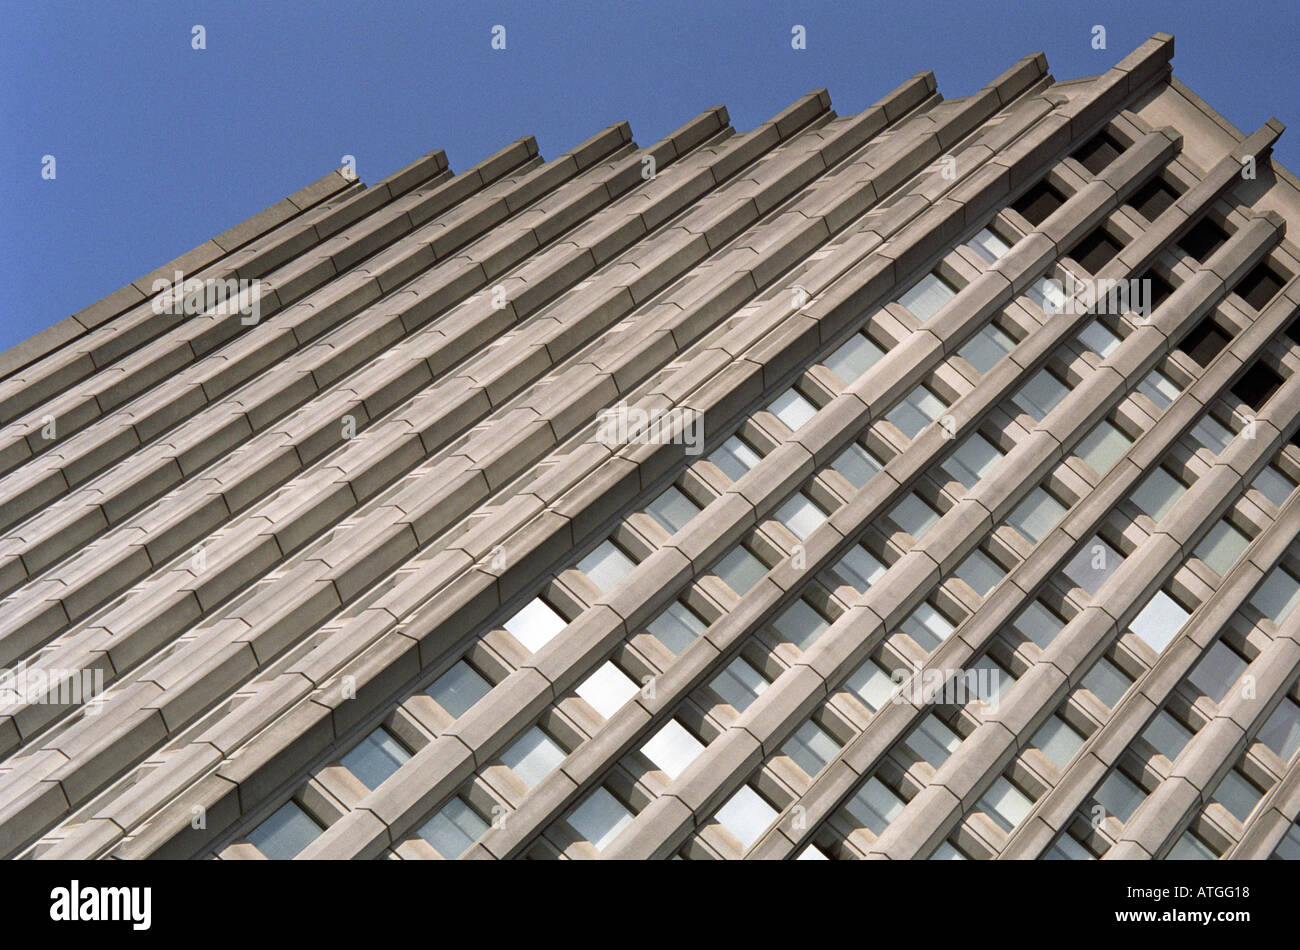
[2,0,1297,353]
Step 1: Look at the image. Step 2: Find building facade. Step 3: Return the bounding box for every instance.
[1,33,1299,860]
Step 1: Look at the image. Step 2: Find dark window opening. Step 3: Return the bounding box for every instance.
[1287,313,1300,346]
[1013,181,1066,226]
[1231,362,1283,410]
[1127,176,1179,222]
[1073,133,1124,176]
[1233,262,1285,312]
[1178,217,1229,262]
[1069,229,1123,275]
[1177,317,1232,368]
[1138,270,1175,312]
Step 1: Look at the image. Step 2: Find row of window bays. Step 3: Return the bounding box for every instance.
[228,129,1300,860]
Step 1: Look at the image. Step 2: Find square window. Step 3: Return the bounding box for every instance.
[1136,369,1180,410]
[772,599,829,652]
[768,389,817,431]
[709,656,768,713]
[1083,658,1132,707]
[1032,716,1085,770]
[831,544,887,592]
[832,442,882,488]
[1179,318,1231,368]
[1127,176,1178,222]
[1005,487,1066,545]
[575,662,639,719]
[246,802,322,860]
[906,714,962,769]
[1194,520,1249,576]
[503,598,567,652]
[1075,420,1130,475]
[1132,467,1185,522]
[645,602,706,654]
[890,493,941,540]
[959,324,1015,373]
[713,546,767,596]
[1129,590,1190,653]
[641,720,705,779]
[1093,771,1145,823]
[782,720,840,777]
[1168,831,1218,860]
[898,272,956,321]
[886,386,945,439]
[955,548,1004,596]
[899,603,954,652]
[823,333,884,383]
[843,660,897,711]
[568,787,633,850]
[969,654,1014,703]
[577,540,635,591]
[1251,466,1294,507]
[1013,180,1065,226]
[1069,229,1122,274]
[1011,600,1066,648]
[1213,771,1262,822]
[978,777,1034,831]
[709,435,761,480]
[1026,276,1067,315]
[943,434,1003,489]
[845,777,905,834]
[1012,369,1070,420]
[339,727,410,789]
[1178,217,1228,262]
[1047,834,1096,860]
[1077,321,1122,358]
[1231,361,1282,412]
[967,228,1010,264]
[714,786,777,848]
[774,493,826,541]
[1233,261,1286,311]
[417,797,488,858]
[1188,642,1248,703]
[1258,700,1300,762]
[1141,710,1194,762]
[1251,567,1300,625]
[499,726,565,788]
[1062,536,1122,595]
[1073,132,1123,175]
[644,486,699,534]
[426,661,491,718]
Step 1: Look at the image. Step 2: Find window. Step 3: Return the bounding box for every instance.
[843,660,897,712]
[417,797,488,858]
[823,332,884,383]
[709,435,761,480]
[774,493,826,540]
[499,727,565,787]
[1062,536,1122,595]
[1070,229,1122,274]
[906,714,962,769]
[1136,369,1180,410]
[1013,180,1066,226]
[646,602,706,654]
[959,323,1015,373]
[832,442,882,488]
[1073,132,1123,175]
[1273,823,1300,860]
[1077,321,1121,358]
[845,777,905,834]
[575,662,639,719]
[1032,716,1085,770]
[1194,520,1249,576]
[1075,420,1130,475]
[1127,176,1178,222]
[246,802,322,860]
[709,656,768,713]
[969,653,1014,703]
[1168,831,1218,860]
[568,787,633,850]
[339,727,410,789]
[955,548,1004,596]
[899,603,954,651]
[1093,770,1145,823]
[831,545,887,591]
[1026,277,1067,315]
[503,598,567,652]
[1258,698,1300,762]
[1005,487,1066,545]
[898,272,956,321]
[1011,600,1066,648]
[890,493,941,539]
[1179,318,1232,368]
[978,777,1034,831]
[1141,710,1194,762]
[1212,771,1262,822]
[1178,217,1228,262]
[1129,590,1190,653]
[1188,642,1248,703]
[714,786,777,848]
[771,599,829,651]
[641,720,705,778]
[1083,657,1132,707]
[644,486,699,534]
[768,389,817,431]
[967,228,1010,264]
[426,661,491,717]
[782,720,840,777]
[943,433,1003,489]
[1047,834,1096,860]
[886,385,945,439]
[576,540,635,591]
[1233,261,1286,311]
[1012,368,1069,420]
[1251,466,1294,507]
[1132,466,1186,522]
[1251,567,1300,624]
[1231,361,1284,411]
[713,546,767,595]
